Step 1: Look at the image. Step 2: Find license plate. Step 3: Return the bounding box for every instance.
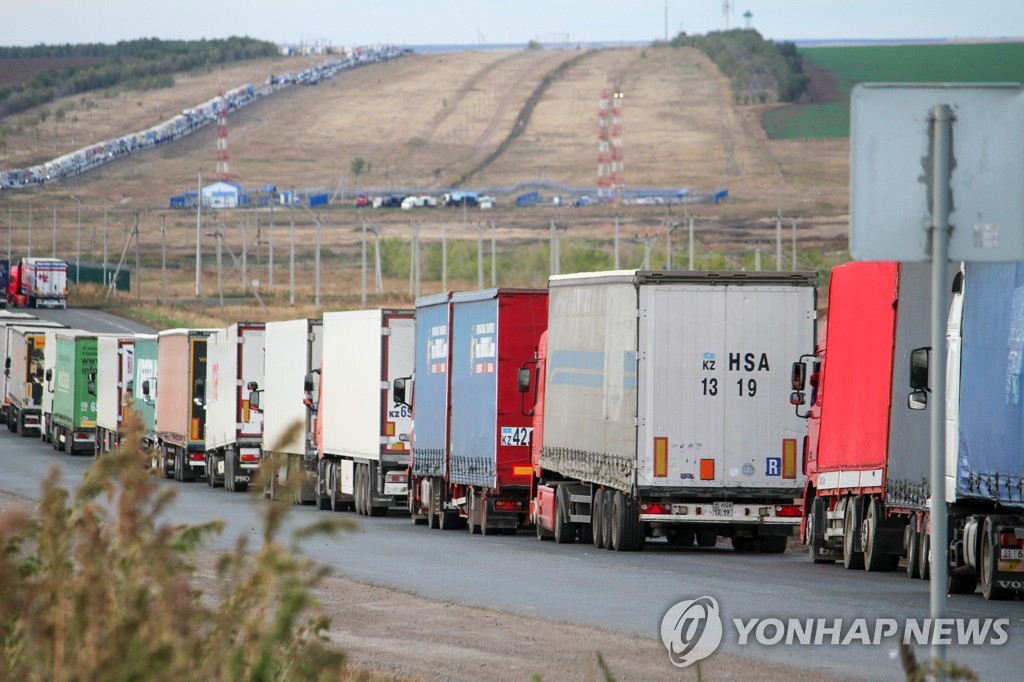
[1000,548,1024,561]
[712,502,733,517]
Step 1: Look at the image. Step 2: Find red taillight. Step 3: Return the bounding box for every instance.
[189,453,204,462]
[240,453,260,463]
[73,432,89,440]
[641,503,670,514]
[494,500,524,511]
[695,507,702,516]
[999,532,1021,548]
[386,472,406,483]
[775,504,802,518]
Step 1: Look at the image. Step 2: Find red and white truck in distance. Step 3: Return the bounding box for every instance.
[312,309,414,515]
[7,258,68,309]
[524,270,817,550]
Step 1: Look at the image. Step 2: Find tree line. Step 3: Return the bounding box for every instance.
[670,29,809,104]
[0,37,278,119]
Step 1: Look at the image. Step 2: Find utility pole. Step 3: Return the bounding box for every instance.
[215,225,224,308]
[134,212,140,303]
[289,196,295,306]
[490,221,496,286]
[268,194,274,293]
[241,215,248,294]
[27,202,32,257]
[195,168,202,297]
[70,195,81,283]
[314,211,321,309]
[6,206,11,265]
[614,215,620,269]
[442,222,448,292]
[361,218,367,307]
[755,245,762,272]
[776,162,783,271]
[477,225,484,289]
[791,221,797,272]
[689,217,695,270]
[373,225,383,293]
[51,205,56,257]
[103,207,108,284]
[161,214,167,305]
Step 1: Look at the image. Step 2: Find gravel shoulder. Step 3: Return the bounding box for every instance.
[0,490,850,682]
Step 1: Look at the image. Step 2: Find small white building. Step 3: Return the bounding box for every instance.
[202,181,244,209]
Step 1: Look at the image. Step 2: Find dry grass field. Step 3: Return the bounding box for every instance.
[1,46,852,325]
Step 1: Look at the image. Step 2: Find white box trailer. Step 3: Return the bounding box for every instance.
[532,270,817,551]
[315,309,414,515]
[4,325,57,436]
[95,336,134,452]
[204,323,265,492]
[260,318,322,503]
[0,318,63,425]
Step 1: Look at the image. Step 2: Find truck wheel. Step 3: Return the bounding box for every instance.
[554,486,576,544]
[981,516,1013,600]
[315,461,331,510]
[696,530,717,548]
[919,530,931,581]
[467,491,481,534]
[602,490,615,550]
[426,479,440,530]
[906,524,922,579]
[592,489,605,548]
[352,466,363,514]
[863,498,898,572]
[330,463,346,512]
[808,497,835,564]
[610,491,642,551]
[842,498,865,570]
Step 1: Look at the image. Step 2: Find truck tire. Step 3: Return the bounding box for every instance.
[592,489,605,548]
[981,516,1013,600]
[602,490,615,550]
[467,491,481,534]
[330,463,347,512]
[808,497,835,564]
[427,479,440,530]
[315,460,332,510]
[696,530,717,548]
[842,498,865,570]
[610,491,643,551]
[353,465,363,514]
[863,498,898,572]
[906,524,922,579]
[554,486,576,544]
[919,531,930,581]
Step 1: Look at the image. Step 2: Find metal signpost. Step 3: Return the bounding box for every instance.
[849,83,1024,668]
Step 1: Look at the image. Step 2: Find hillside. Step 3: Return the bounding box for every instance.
[0,46,851,311]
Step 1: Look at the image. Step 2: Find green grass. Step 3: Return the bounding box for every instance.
[764,42,1024,139]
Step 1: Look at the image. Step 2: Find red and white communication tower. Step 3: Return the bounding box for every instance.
[216,90,230,180]
[597,88,624,204]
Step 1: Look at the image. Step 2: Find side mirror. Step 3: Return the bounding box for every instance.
[908,390,928,410]
[518,367,531,393]
[125,380,133,395]
[303,370,320,414]
[909,347,930,391]
[87,371,97,396]
[303,371,316,394]
[393,376,412,409]
[142,379,151,397]
[4,358,9,370]
[790,391,806,406]
[791,361,806,391]
[45,368,52,382]
[194,378,205,406]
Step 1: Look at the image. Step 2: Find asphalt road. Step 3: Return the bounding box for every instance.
[1,308,1019,680]
[0,437,1020,681]
[24,307,156,334]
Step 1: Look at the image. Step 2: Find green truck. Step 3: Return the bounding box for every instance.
[50,331,98,455]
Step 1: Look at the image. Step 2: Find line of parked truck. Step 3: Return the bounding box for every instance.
[2,263,1021,600]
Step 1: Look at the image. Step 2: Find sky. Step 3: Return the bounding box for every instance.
[2,1,1020,48]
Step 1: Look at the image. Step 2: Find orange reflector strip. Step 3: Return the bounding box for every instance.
[190,418,201,441]
[653,437,668,478]
[782,439,797,479]
[513,465,533,476]
[700,458,715,481]
[385,421,396,436]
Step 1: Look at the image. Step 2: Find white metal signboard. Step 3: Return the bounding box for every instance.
[849,83,1024,262]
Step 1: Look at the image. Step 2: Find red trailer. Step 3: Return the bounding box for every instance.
[400,288,548,534]
[796,262,937,572]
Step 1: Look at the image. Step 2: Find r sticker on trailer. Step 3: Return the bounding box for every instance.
[500,426,532,446]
